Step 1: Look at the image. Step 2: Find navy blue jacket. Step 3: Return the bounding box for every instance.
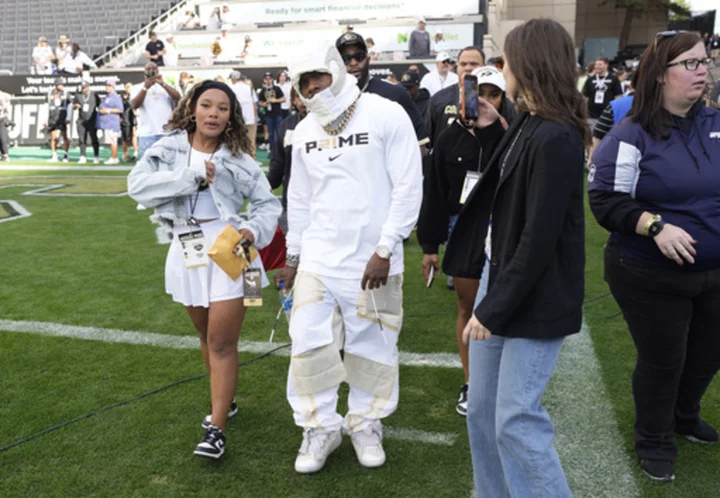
[589,103,720,270]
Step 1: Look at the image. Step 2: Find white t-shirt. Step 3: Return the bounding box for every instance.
[279,82,292,111]
[32,46,54,74]
[231,81,256,126]
[130,82,175,137]
[185,148,220,219]
[420,71,459,97]
[164,44,179,67]
[216,37,234,62]
[433,38,449,53]
[287,93,423,279]
[55,45,73,71]
[63,51,97,74]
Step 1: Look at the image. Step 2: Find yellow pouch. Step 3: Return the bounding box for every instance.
[208,225,258,281]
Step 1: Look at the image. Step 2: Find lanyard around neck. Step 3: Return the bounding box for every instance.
[186,144,219,224]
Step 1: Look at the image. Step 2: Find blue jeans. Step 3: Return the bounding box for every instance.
[468,264,570,498]
[467,335,569,495]
[265,116,284,156]
[138,134,164,162]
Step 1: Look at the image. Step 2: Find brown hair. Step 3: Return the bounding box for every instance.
[165,80,253,157]
[504,19,590,144]
[596,57,609,65]
[629,32,703,139]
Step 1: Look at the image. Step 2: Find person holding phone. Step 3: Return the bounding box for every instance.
[128,81,281,459]
[442,19,588,496]
[130,62,181,161]
[418,66,515,416]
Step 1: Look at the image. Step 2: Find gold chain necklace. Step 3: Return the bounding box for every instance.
[323,95,361,136]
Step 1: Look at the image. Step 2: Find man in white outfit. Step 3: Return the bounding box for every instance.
[420,52,459,97]
[275,42,422,474]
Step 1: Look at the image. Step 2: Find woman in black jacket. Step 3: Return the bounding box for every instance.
[417,65,515,417]
[443,19,588,497]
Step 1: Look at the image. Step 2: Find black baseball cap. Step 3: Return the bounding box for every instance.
[400,71,420,87]
[336,32,367,52]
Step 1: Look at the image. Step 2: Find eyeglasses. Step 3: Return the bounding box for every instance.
[666,58,715,71]
[341,51,367,64]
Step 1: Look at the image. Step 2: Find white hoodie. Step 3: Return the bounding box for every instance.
[286,92,422,279]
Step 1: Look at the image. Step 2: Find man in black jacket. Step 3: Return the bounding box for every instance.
[267,89,306,233]
[400,70,430,120]
[71,83,100,164]
[336,32,429,148]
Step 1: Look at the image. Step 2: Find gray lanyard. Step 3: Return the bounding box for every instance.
[499,116,529,177]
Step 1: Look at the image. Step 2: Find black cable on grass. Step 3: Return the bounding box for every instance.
[583,292,612,305]
[0,343,291,454]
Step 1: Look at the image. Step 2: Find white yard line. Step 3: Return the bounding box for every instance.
[0,319,462,369]
[548,321,639,498]
[0,200,32,223]
[383,427,456,446]
[0,165,133,171]
[0,164,270,172]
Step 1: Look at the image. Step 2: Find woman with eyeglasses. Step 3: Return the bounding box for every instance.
[590,31,719,482]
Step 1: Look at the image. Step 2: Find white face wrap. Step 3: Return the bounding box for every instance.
[290,42,361,126]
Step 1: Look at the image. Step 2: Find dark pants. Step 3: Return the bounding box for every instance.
[604,241,720,462]
[0,118,9,156]
[77,120,99,158]
[266,115,284,153]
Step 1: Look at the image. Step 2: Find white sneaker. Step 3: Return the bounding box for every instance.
[294,429,342,474]
[350,420,386,468]
[93,157,100,164]
[62,156,69,163]
[48,154,59,163]
[78,156,87,164]
[136,204,148,211]
[104,158,119,165]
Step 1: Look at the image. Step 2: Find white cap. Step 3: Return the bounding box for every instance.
[436,29,443,35]
[435,52,451,62]
[418,17,426,24]
[221,24,231,31]
[472,66,506,92]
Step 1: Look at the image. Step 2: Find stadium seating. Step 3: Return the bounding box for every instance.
[0,0,180,74]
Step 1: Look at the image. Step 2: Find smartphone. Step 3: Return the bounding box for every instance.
[426,265,435,289]
[460,74,479,121]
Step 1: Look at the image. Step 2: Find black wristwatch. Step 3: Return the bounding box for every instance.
[648,219,665,237]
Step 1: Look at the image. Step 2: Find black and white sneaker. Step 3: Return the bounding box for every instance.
[194,424,226,459]
[676,419,719,444]
[447,276,455,290]
[457,384,468,416]
[201,397,238,429]
[641,459,674,482]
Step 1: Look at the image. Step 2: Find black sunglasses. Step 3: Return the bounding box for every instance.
[653,30,686,51]
[341,51,368,64]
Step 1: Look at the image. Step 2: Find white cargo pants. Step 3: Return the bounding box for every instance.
[286,271,403,434]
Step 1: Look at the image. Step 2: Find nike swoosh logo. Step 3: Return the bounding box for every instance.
[329,154,342,162]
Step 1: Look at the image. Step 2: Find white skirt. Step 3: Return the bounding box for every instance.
[165,219,269,308]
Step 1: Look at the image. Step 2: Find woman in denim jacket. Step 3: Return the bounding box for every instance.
[128,80,281,459]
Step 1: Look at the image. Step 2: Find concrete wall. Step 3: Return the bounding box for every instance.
[575,0,668,46]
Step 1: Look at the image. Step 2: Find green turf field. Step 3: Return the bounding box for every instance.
[0,168,718,497]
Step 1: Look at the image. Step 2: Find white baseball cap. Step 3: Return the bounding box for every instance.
[436,29,444,35]
[473,66,506,92]
[436,52,451,63]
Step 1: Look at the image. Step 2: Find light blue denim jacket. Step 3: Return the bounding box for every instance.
[127,130,281,249]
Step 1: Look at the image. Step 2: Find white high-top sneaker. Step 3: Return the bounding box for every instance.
[350,420,386,468]
[294,428,342,474]
[78,156,87,164]
[48,153,59,163]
